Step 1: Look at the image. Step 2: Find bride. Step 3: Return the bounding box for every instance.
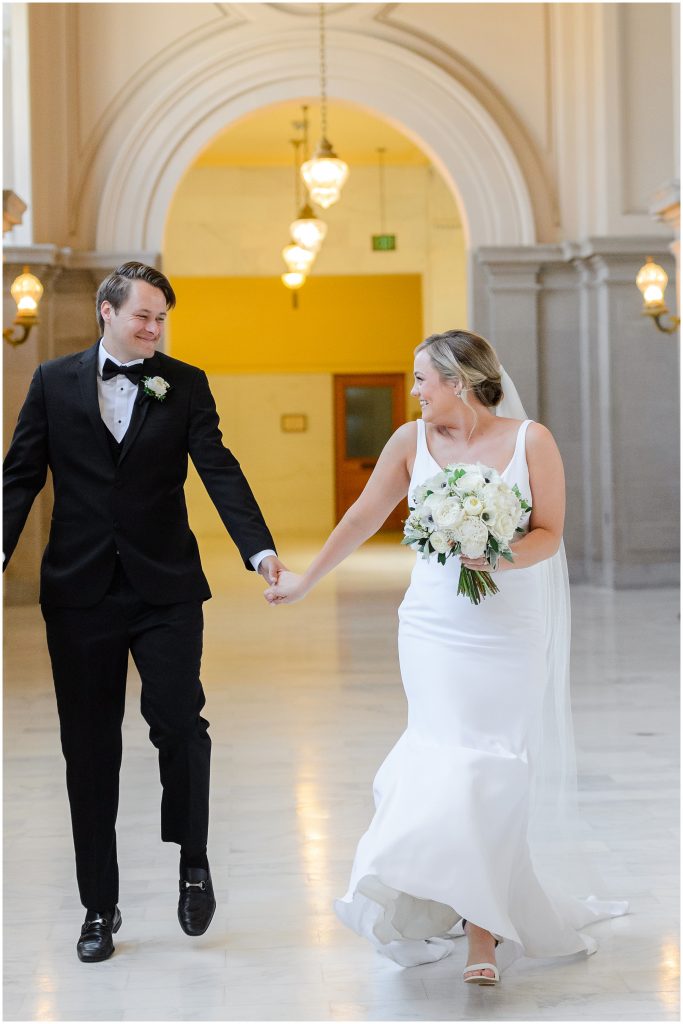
[265,329,627,984]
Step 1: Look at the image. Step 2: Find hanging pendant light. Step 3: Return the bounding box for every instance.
[281,271,306,291]
[289,117,327,252]
[281,271,306,311]
[281,136,315,298]
[290,201,327,252]
[282,242,316,274]
[300,4,349,210]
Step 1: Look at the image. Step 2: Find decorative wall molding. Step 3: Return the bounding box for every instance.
[66,3,248,239]
[93,27,535,264]
[371,3,560,238]
[3,245,160,271]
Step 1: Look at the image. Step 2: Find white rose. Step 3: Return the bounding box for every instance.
[424,491,448,514]
[482,481,521,520]
[488,511,517,543]
[459,517,489,558]
[454,471,485,495]
[462,495,484,517]
[432,497,466,532]
[146,375,169,397]
[429,530,452,554]
[482,481,506,513]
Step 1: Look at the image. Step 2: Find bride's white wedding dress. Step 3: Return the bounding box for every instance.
[334,417,627,970]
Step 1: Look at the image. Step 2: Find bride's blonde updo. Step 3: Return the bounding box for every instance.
[415,329,504,408]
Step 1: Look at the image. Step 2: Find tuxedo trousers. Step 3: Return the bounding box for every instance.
[42,558,210,909]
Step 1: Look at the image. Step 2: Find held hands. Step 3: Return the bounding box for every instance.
[257,555,288,585]
[257,556,309,603]
[264,571,309,605]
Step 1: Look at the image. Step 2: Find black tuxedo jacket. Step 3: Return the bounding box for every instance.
[3,341,275,607]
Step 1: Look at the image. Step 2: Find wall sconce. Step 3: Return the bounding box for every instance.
[636,257,680,334]
[3,265,43,346]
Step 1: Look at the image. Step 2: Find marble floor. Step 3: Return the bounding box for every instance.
[3,537,679,1022]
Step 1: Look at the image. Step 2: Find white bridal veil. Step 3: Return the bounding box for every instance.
[497,368,595,895]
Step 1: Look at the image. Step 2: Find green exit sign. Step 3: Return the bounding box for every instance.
[372,234,396,251]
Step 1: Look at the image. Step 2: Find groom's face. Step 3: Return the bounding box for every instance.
[100,280,169,363]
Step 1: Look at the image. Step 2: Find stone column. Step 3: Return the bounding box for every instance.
[576,238,679,587]
[474,247,549,421]
[472,238,678,587]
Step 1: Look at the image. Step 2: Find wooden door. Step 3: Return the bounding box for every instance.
[333,373,406,531]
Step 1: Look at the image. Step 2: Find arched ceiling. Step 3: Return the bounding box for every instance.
[194,100,431,169]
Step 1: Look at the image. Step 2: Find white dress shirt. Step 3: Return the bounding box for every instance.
[97,341,142,442]
[96,342,274,573]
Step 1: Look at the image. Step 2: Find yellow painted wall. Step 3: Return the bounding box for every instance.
[185,373,335,539]
[169,274,423,374]
[172,274,423,539]
[164,164,467,332]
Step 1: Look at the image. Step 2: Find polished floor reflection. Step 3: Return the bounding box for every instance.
[3,537,679,1021]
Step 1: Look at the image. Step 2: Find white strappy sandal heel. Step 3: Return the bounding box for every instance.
[463,961,500,985]
[462,919,501,986]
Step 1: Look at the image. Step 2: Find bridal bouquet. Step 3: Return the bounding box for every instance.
[402,463,531,604]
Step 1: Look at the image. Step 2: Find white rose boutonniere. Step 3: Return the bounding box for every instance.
[142,375,171,401]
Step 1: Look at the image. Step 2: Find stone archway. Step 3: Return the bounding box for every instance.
[95,28,536,264]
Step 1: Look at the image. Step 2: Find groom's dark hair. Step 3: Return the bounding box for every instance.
[96,262,176,334]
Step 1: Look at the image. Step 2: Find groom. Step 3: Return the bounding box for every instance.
[3,261,284,962]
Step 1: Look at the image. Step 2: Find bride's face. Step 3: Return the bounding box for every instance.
[411,350,458,422]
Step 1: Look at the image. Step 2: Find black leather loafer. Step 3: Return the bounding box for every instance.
[77,906,122,962]
[178,866,216,936]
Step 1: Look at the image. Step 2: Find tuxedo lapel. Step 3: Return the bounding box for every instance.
[118,353,162,465]
[77,341,111,462]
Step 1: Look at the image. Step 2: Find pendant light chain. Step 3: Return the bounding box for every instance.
[378,147,386,234]
[302,104,310,163]
[300,2,349,209]
[319,3,327,140]
[292,138,303,214]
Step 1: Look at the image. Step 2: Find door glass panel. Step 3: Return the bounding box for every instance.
[345,386,393,458]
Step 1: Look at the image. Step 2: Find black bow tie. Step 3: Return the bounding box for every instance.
[102,358,144,383]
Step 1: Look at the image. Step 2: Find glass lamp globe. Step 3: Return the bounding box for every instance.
[281,272,306,291]
[282,243,316,275]
[290,204,327,252]
[301,138,349,210]
[636,257,668,312]
[10,266,43,320]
